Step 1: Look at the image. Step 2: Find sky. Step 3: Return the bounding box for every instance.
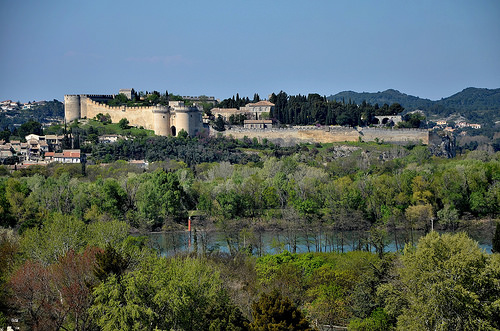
[1,0,499,103]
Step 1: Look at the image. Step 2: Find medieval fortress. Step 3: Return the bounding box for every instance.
[64,91,202,137]
[64,89,437,149]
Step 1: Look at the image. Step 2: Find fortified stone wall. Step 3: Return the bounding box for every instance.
[218,126,429,146]
[84,98,160,131]
[64,94,204,136]
[360,127,429,144]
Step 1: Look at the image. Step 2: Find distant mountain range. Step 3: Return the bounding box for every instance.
[327,87,500,124]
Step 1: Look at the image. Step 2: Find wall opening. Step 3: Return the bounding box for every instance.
[171,126,176,136]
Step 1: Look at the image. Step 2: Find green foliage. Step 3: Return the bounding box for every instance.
[255,251,387,327]
[397,113,426,128]
[248,289,314,330]
[177,128,188,139]
[134,169,189,229]
[90,256,247,330]
[214,115,226,131]
[108,93,129,106]
[17,120,43,140]
[20,213,129,265]
[90,134,261,166]
[0,179,15,227]
[379,232,500,330]
[95,113,112,124]
[348,308,391,331]
[118,117,129,129]
[93,244,129,282]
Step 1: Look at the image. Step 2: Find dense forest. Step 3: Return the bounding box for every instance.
[1,131,500,329]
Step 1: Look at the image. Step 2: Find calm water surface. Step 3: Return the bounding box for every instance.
[147,228,493,256]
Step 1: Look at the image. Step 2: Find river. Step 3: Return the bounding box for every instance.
[146,226,494,256]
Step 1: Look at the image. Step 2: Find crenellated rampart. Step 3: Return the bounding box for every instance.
[64,92,203,136]
[84,98,159,131]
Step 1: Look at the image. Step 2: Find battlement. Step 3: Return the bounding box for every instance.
[87,99,158,111]
[84,94,115,99]
[64,90,202,137]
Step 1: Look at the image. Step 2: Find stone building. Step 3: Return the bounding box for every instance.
[240,100,274,120]
[64,90,203,137]
[119,88,135,99]
[210,108,240,122]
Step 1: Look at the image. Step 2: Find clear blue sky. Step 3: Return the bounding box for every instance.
[1,0,499,103]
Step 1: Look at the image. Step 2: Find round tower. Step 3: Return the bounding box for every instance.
[64,95,81,122]
[174,107,191,136]
[189,109,202,136]
[152,105,171,136]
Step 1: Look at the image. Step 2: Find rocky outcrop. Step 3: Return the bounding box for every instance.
[429,131,456,158]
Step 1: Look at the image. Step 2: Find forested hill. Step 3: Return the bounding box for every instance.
[327,87,500,123]
[439,87,500,111]
[327,89,434,110]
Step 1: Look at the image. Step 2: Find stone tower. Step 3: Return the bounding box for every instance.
[64,95,81,122]
[152,105,171,136]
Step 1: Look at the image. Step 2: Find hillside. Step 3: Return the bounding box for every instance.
[328,89,434,110]
[327,87,500,125]
[438,87,500,111]
[0,99,64,130]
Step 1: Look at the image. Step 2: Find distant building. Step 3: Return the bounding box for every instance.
[50,149,83,163]
[0,144,13,158]
[240,100,274,120]
[119,88,135,99]
[211,108,241,122]
[24,134,64,153]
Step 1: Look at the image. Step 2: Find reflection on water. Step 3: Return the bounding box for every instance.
[147,228,493,257]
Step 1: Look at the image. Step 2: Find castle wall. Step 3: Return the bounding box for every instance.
[84,98,156,131]
[360,127,429,144]
[217,126,429,146]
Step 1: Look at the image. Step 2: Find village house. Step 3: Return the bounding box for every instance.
[46,149,83,163]
[0,144,13,158]
[211,100,275,123]
[240,100,274,120]
[24,134,64,152]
